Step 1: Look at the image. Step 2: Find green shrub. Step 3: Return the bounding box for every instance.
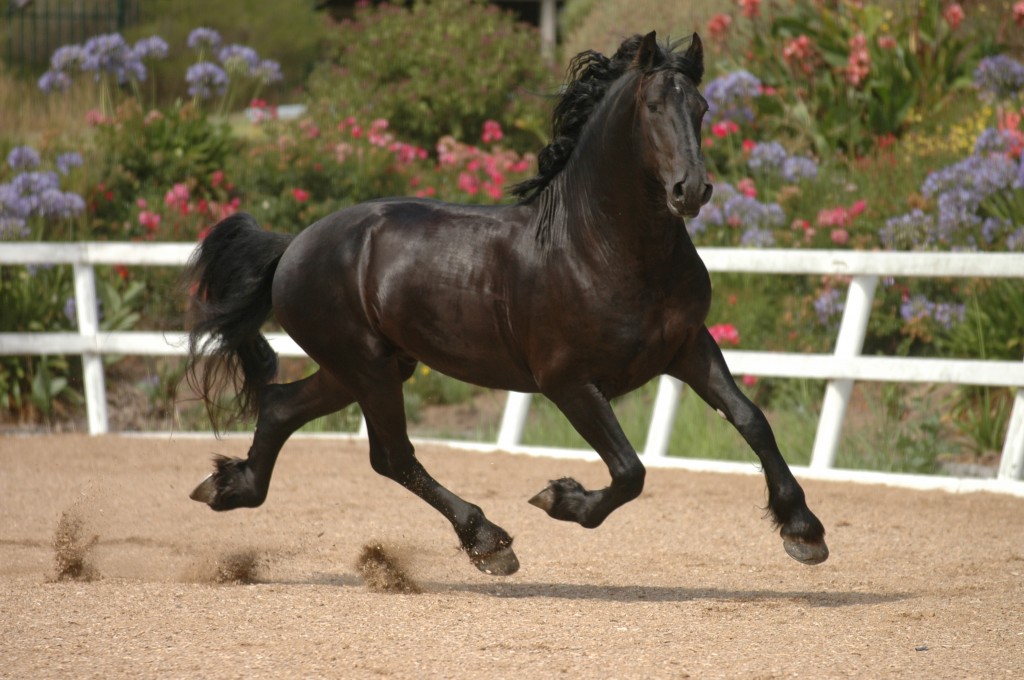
[306,0,553,153]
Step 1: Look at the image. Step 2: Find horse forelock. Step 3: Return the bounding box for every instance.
[511,34,702,204]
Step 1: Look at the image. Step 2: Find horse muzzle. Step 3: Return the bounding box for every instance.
[668,179,713,218]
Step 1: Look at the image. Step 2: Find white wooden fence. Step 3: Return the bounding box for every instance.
[2,243,1023,494]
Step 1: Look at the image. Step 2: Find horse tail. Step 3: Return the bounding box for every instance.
[183,212,294,434]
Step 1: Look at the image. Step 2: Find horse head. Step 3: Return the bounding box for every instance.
[635,32,713,219]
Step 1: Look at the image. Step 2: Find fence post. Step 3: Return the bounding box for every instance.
[73,262,108,435]
[809,274,879,470]
[643,375,684,459]
[999,361,1024,481]
[497,391,532,449]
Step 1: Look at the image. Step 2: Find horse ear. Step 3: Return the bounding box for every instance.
[635,31,664,70]
[684,32,705,84]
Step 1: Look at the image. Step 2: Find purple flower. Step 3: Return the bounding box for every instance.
[55,152,83,176]
[0,182,31,219]
[1008,228,1024,251]
[7,146,41,170]
[782,156,818,182]
[81,33,146,84]
[252,59,283,85]
[814,288,844,326]
[747,141,787,175]
[188,27,222,52]
[132,36,169,60]
[186,61,229,99]
[38,188,85,218]
[880,209,935,250]
[38,70,73,93]
[704,70,762,124]
[740,225,775,247]
[218,44,259,75]
[50,44,87,73]
[973,55,1024,102]
[974,128,1018,156]
[0,216,29,240]
[64,297,77,325]
[901,295,964,329]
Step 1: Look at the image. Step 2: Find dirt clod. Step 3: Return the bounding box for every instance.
[52,507,99,582]
[355,543,421,594]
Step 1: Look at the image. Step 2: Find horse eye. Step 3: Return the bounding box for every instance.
[647,103,659,113]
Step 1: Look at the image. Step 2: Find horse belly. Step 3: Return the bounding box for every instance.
[380,285,536,391]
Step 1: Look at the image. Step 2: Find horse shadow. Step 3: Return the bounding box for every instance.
[305,572,909,608]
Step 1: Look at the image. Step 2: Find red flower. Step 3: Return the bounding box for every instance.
[707,13,731,40]
[944,3,965,30]
[481,120,504,144]
[708,323,740,346]
[292,188,310,202]
[739,0,761,19]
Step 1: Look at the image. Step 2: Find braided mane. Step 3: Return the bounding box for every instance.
[512,34,703,202]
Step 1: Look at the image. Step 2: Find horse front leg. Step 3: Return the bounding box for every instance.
[190,370,353,510]
[529,384,646,529]
[671,327,828,565]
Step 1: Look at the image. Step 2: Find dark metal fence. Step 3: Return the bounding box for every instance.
[3,0,141,72]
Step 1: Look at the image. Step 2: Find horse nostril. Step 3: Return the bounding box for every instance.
[672,182,685,200]
[701,183,714,204]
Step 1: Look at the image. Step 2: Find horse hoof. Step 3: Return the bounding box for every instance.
[528,486,557,512]
[784,538,829,565]
[471,546,520,576]
[189,474,217,505]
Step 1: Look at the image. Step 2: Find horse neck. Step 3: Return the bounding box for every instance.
[542,74,676,259]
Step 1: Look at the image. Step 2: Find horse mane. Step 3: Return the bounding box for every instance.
[511,34,703,203]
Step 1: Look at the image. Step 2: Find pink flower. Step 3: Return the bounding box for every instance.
[707,13,732,39]
[292,188,310,202]
[830,228,850,245]
[211,170,225,188]
[708,323,740,346]
[136,198,148,209]
[457,172,479,195]
[741,375,758,387]
[849,199,867,217]
[739,0,761,19]
[877,35,897,50]
[481,120,504,144]
[845,33,870,87]
[737,177,757,198]
[1015,1,1024,27]
[944,3,964,30]
[164,183,190,215]
[742,138,757,154]
[711,120,739,138]
[85,109,107,126]
[138,211,161,233]
[483,181,503,200]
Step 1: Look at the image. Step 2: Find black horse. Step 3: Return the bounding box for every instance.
[184,32,828,575]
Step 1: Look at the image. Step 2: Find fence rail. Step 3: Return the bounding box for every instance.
[2,242,1023,492]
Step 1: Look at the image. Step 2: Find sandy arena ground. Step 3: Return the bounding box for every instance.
[2,434,1023,679]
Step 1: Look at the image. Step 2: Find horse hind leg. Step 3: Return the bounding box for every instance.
[356,360,519,576]
[191,369,354,510]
